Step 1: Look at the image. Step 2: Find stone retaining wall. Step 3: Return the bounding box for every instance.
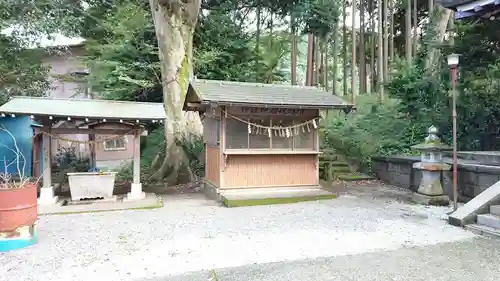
[372,155,500,201]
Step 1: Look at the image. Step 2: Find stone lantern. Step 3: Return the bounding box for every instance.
[411,126,452,206]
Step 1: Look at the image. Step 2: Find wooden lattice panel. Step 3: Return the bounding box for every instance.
[223,154,317,188]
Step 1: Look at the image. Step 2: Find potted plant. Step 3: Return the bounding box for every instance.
[0,126,39,251]
[0,172,38,233]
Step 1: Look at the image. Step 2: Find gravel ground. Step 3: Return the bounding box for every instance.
[164,237,500,281]
[0,191,477,281]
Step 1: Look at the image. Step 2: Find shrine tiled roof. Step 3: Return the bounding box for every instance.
[185,79,352,111]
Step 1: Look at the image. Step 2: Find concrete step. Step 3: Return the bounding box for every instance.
[221,187,332,200]
[490,205,500,216]
[220,187,336,207]
[448,181,500,227]
[477,213,500,229]
[465,224,500,239]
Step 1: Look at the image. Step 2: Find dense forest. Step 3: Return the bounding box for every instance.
[1,0,500,182]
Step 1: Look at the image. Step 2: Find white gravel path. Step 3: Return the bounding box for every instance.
[0,194,476,281]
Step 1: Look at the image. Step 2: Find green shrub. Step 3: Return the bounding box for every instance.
[321,60,451,173]
[114,162,133,183]
[321,96,416,173]
[140,127,165,172]
[52,147,91,185]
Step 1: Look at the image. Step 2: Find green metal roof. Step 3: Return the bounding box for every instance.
[185,80,352,110]
[0,96,166,121]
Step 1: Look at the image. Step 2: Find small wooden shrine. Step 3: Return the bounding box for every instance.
[184,80,352,193]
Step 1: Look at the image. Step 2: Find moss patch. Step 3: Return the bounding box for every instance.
[337,173,375,181]
[222,194,337,208]
[331,166,351,173]
[320,154,338,161]
[320,161,349,167]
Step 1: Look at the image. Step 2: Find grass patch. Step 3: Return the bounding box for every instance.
[222,194,337,208]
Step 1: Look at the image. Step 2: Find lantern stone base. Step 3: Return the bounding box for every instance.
[412,162,451,206]
[412,193,450,206]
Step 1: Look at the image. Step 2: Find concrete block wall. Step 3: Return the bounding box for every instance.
[372,156,420,192]
[372,155,500,202]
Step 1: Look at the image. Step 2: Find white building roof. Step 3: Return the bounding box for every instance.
[0,96,166,121]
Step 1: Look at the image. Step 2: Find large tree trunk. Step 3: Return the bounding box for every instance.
[351,0,357,106]
[424,6,451,69]
[413,0,418,55]
[360,0,366,95]
[332,25,338,95]
[306,34,314,86]
[389,0,394,61]
[378,0,384,101]
[148,0,203,184]
[314,36,320,86]
[405,0,412,62]
[255,2,261,80]
[290,14,297,85]
[383,0,389,82]
[448,11,455,45]
[323,38,329,91]
[269,10,273,41]
[318,37,323,86]
[369,0,376,93]
[342,0,348,97]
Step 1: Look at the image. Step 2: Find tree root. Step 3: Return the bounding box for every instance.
[149,154,170,182]
[148,139,196,186]
[150,152,161,170]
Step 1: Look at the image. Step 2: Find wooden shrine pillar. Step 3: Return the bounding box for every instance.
[125,128,145,201]
[38,127,58,204]
[31,133,42,179]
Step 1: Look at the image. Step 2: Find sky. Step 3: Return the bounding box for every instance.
[37,34,85,47]
[1,26,85,48]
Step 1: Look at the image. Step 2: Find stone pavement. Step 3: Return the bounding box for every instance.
[156,237,500,281]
